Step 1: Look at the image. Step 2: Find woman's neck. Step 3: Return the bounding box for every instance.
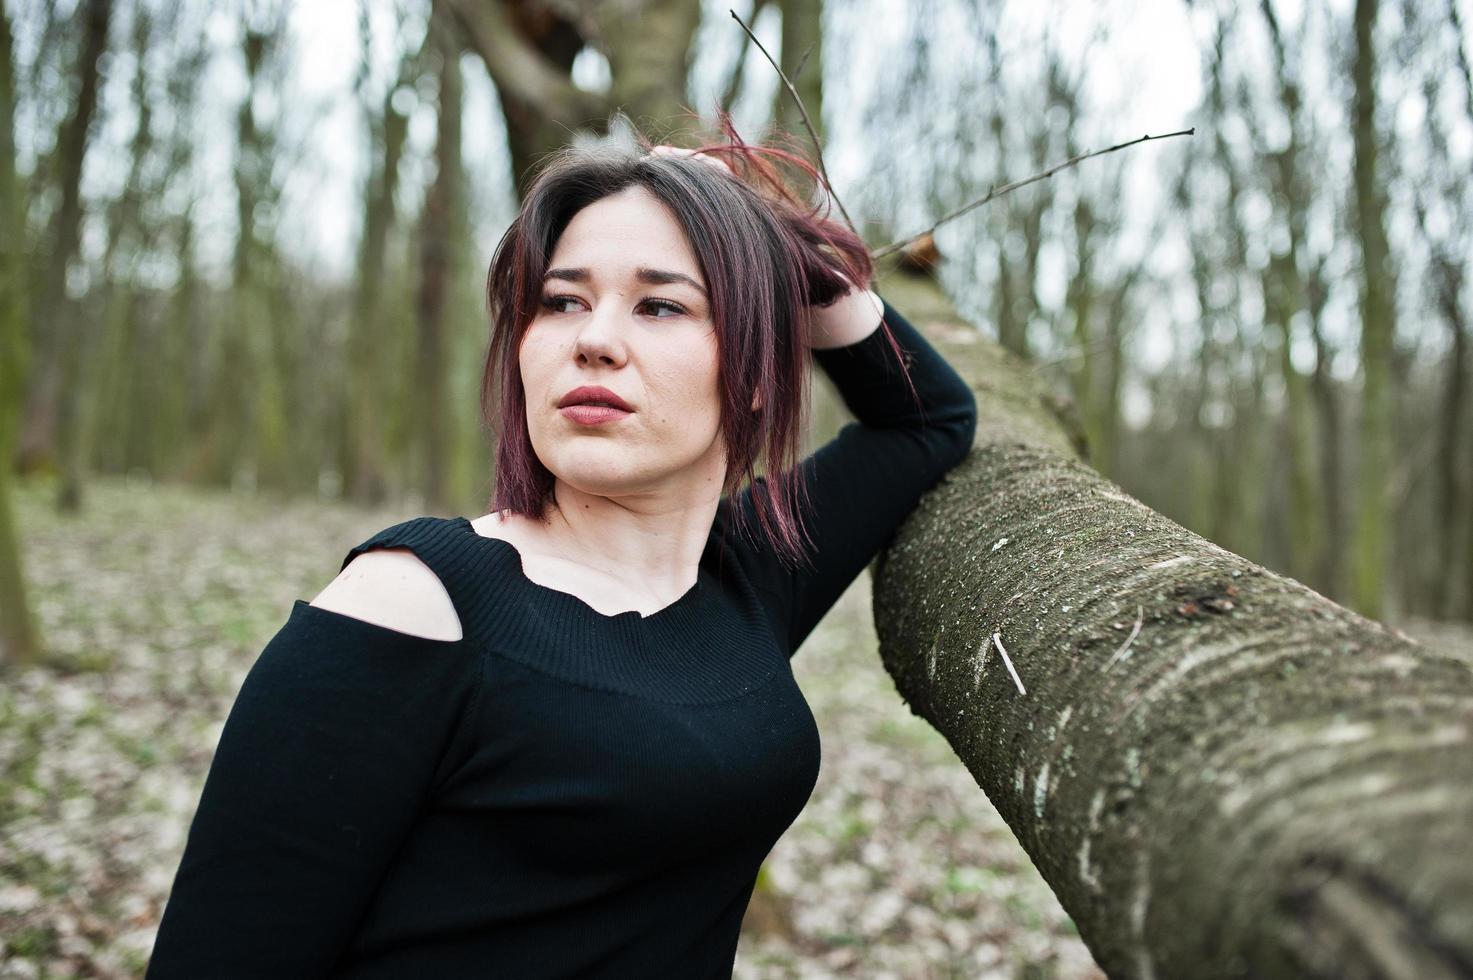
[525,480,723,601]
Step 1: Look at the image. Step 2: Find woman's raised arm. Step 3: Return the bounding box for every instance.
[732,293,977,654]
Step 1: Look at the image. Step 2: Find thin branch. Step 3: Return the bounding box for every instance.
[1105,605,1145,669]
[992,632,1027,695]
[729,7,859,237]
[1032,335,1118,370]
[719,0,770,113]
[871,129,1195,260]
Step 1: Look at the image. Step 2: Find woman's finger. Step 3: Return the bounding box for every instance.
[649,144,734,175]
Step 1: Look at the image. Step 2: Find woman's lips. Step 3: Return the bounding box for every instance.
[560,405,632,425]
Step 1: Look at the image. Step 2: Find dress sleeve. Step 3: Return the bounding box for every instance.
[145,601,483,978]
[733,295,977,654]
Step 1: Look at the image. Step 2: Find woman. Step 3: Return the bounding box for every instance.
[146,125,977,978]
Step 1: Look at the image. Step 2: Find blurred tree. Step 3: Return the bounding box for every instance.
[447,0,606,195]
[1443,0,1473,619]
[0,0,41,667]
[415,8,463,512]
[91,7,158,482]
[772,0,823,156]
[1203,14,1266,561]
[13,0,111,513]
[987,39,1048,360]
[1350,0,1395,619]
[1258,0,1323,590]
[342,11,421,505]
[598,0,702,135]
[150,28,210,483]
[191,5,292,493]
[451,0,704,194]
[721,0,772,116]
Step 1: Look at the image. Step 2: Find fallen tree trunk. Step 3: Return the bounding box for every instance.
[869,266,1473,980]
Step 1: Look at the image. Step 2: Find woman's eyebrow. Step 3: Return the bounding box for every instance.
[544,267,708,298]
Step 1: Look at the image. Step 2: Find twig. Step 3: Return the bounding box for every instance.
[793,40,817,82]
[1105,605,1145,669]
[992,631,1027,695]
[1031,335,1119,369]
[870,129,1195,260]
[719,0,769,112]
[729,8,860,236]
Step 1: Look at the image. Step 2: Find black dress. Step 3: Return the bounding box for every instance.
[146,298,977,978]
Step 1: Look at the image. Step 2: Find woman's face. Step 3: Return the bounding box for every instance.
[519,185,726,506]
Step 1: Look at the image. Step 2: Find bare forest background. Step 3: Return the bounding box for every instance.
[3,0,1472,665]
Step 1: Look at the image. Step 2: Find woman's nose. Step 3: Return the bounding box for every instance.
[573,300,628,366]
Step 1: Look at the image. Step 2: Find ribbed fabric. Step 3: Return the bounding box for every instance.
[146,298,977,979]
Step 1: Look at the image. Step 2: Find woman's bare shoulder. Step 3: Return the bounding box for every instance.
[310,546,463,643]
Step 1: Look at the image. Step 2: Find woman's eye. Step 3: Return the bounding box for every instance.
[538,295,686,318]
[539,294,582,314]
[641,299,686,318]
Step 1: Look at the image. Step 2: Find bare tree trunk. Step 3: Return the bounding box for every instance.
[145,28,206,484]
[416,14,462,512]
[773,0,823,151]
[1262,256,1319,585]
[1433,272,1468,617]
[1351,0,1395,619]
[14,0,110,512]
[345,47,412,505]
[1096,271,1135,479]
[1446,0,1473,621]
[190,13,287,492]
[869,264,1473,980]
[90,8,154,482]
[0,0,41,668]
[1305,262,1347,600]
[1066,197,1099,465]
[1259,0,1327,595]
[1204,16,1260,559]
[598,0,702,138]
[169,207,206,480]
[447,0,604,198]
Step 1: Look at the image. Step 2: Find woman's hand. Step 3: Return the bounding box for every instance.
[650,144,878,349]
[648,143,735,177]
[805,274,883,350]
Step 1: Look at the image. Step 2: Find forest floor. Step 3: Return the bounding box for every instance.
[3,477,1468,979]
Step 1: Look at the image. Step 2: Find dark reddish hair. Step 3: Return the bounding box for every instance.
[481,115,908,570]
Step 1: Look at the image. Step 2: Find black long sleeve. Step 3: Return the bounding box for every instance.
[731,295,978,652]
[146,604,484,977]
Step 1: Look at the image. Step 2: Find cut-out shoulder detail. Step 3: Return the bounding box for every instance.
[310,547,464,641]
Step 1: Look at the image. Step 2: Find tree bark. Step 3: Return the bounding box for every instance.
[868,263,1473,980]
